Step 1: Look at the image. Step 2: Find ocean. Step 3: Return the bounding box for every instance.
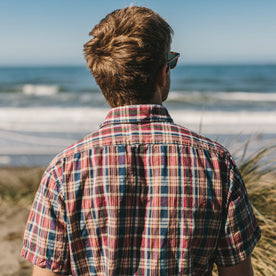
[0,64,276,166]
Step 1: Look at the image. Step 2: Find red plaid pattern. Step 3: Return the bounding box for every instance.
[21,104,261,275]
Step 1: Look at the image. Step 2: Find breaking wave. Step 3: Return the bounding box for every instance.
[22,84,59,95]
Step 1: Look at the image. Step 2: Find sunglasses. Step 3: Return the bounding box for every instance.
[167,51,180,69]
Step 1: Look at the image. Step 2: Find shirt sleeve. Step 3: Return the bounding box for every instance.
[21,165,71,274]
[215,154,261,267]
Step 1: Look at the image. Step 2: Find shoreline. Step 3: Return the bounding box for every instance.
[1,131,276,167]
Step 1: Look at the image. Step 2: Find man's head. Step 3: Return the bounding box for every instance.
[83,6,173,107]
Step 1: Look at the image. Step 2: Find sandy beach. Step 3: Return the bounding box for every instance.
[0,167,45,276]
[0,200,32,275]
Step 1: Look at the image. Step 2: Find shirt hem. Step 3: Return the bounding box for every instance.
[20,248,68,274]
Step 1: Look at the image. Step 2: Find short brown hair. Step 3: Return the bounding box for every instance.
[83,6,173,107]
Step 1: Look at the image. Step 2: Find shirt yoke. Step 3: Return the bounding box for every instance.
[51,120,228,169]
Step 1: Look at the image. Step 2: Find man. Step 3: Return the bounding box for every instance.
[21,6,261,275]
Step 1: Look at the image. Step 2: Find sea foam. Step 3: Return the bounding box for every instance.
[0,107,275,132]
[169,91,276,104]
[22,84,59,96]
[0,107,275,165]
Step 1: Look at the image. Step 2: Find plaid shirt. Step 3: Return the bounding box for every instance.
[21,104,261,275]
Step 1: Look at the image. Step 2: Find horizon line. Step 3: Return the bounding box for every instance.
[1,62,276,67]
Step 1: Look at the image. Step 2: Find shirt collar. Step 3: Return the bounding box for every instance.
[100,104,174,128]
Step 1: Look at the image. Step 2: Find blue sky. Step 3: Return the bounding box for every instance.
[1,0,275,65]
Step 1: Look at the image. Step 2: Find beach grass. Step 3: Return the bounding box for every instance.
[0,142,276,275]
[213,141,276,275]
[0,166,45,208]
[237,142,276,275]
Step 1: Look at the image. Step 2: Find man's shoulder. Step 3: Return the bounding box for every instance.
[168,122,229,155]
[47,122,230,170]
[48,130,101,168]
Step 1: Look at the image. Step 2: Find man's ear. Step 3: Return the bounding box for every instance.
[157,65,168,89]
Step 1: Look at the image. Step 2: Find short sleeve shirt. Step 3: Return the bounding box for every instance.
[21,104,261,275]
